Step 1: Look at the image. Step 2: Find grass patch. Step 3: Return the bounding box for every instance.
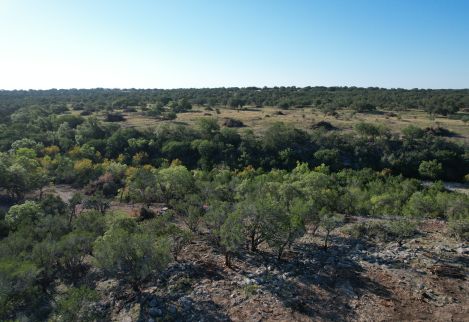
[242,284,259,298]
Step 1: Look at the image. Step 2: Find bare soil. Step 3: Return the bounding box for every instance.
[105,218,468,322]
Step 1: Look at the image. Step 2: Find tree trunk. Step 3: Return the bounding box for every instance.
[68,210,75,226]
[277,243,287,261]
[324,231,330,250]
[131,281,141,299]
[311,224,319,236]
[119,188,125,203]
[250,232,257,252]
[277,249,283,261]
[225,252,231,268]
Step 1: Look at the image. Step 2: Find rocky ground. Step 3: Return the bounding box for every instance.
[91,218,468,322]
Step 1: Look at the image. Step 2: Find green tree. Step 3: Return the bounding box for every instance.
[83,191,110,214]
[319,208,344,250]
[126,167,159,208]
[166,225,192,261]
[93,223,171,293]
[351,102,376,112]
[402,125,425,141]
[196,117,220,139]
[418,160,443,180]
[72,210,107,237]
[170,194,204,232]
[263,194,305,260]
[204,200,232,244]
[55,231,95,278]
[313,148,341,170]
[0,259,41,318]
[354,122,388,138]
[5,201,42,230]
[236,199,267,252]
[55,286,100,322]
[403,191,443,218]
[220,211,244,267]
[68,192,83,224]
[157,165,195,203]
[56,122,75,150]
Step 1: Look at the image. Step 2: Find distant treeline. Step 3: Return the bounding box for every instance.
[1,87,469,118]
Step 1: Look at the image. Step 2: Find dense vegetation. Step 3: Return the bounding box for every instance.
[0,88,468,320]
[1,87,469,120]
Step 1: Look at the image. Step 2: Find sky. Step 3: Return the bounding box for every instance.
[0,0,468,89]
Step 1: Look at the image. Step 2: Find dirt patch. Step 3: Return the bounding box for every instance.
[97,218,468,321]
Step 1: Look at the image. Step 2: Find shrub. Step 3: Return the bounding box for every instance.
[319,209,344,249]
[418,160,443,180]
[351,102,376,112]
[93,225,171,292]
[448,218,469,241]
[55,286,100,322]
[386,219,418,245]
[5,201,42,230]
[242,284,259,298]
[223,118,244,128]
[72,211,107,237]
[0,259,41,318]
[403,191,443,218]
[105,113,125,122]
[346,219,417,244]
[166,225,192,261]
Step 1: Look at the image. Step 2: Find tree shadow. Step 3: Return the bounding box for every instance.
[188,299,232,321]
[234,234,394,321]
[133,262,232,322]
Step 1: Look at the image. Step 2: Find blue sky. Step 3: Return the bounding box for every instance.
[0,0,468,89]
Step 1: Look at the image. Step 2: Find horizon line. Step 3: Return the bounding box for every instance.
[1,85,469,91]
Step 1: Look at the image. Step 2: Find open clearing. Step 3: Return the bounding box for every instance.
[93,105,469,143]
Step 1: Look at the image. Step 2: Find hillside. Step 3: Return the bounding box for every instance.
[0,89,468,321]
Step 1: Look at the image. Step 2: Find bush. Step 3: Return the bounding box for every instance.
[5,201,42,230]
[242,284,259,298]
[346,219,417,244]
[448,218,469,241]
[386,219,418,244]
[311,121,336,131]
[55,286,100,322]
[403,191,443,218]
[0,210,9,239]
[0,259,41,318]
[351,102,376,113]
[222,118,244,128]
[72,211,107,237]
[93,225,171,292]
[319,209,344,249]
[105,113,125,122]
[55,231,96,278]
[138,207,156,221]
[418,160,443,180]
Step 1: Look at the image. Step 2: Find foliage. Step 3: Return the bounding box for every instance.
[5,201,42,230]
[346,219,417,244]
[220,211,244,266]
[319,209,344,249]
[126,166,159,207]
[93,220,171,291]
[0,259,41,319]
[157,165,194,202]
[418,160,443,179]
[0,87,468,319]
[55,286,100,322]
[448,218,469,241]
